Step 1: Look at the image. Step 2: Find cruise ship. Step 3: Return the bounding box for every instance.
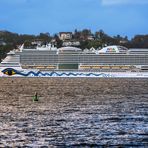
[0,44,148,77]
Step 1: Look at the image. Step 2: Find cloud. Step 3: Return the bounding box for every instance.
[102,0,148,5]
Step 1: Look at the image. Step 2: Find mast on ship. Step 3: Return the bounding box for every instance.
[19,44,24,52]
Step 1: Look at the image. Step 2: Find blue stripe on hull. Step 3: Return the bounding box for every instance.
[1,68,148,77]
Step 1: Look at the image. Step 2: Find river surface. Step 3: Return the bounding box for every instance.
[0,78,148,147]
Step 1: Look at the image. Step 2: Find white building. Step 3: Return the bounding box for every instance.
[59,32,72,41]
[62,41,80,47]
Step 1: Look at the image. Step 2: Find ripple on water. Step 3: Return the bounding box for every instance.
[0,78,148,147]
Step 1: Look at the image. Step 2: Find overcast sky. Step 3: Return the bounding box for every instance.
[0,0,148,38]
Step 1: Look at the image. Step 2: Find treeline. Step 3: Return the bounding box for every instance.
[0,29,148,61]
[0,45,13,62]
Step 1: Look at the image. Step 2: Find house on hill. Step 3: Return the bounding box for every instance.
[59,32,72,41]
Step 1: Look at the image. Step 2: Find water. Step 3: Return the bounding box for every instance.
[0,78,148,147]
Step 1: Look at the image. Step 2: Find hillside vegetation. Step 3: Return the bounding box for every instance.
[0,29,148,61]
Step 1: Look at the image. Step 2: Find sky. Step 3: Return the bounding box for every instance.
[0,0,148,38]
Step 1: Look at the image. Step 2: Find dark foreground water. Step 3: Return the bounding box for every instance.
[0,78,148,147]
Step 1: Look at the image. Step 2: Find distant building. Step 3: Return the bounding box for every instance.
[59,32,72,41]
[50,39,57,45]
[87,35,95,41]
[119,40,128,44]
[31,40,43,46]
[62,41,80,47]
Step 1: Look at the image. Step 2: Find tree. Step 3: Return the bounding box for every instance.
[73,29,81,40]
[87,40,102,49]
[24,40,32,48]
[131,35,148,48]
[37,33,51,43]
[54,34,63,48]
[0,45,14,62]
[81,29,91,40]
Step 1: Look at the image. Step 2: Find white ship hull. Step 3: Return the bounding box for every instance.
[1,45,148,78]
[0,67,148,78]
